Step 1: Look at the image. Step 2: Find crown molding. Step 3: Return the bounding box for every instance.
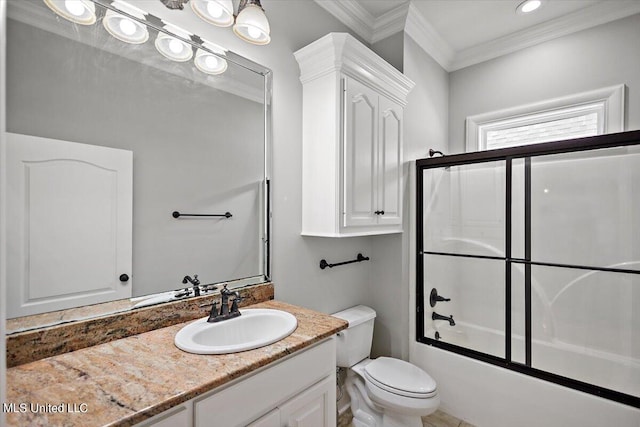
[317,0,640,72]
[371,3,410,44]
[450,0,640,71]
[294,33,415,105]
[313,0,409,44]
[404,2,455,70]
[313,0,374,42]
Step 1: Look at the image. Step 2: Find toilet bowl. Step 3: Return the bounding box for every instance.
[333,305,440,427]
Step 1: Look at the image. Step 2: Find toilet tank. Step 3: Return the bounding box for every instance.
[332,305,376,367]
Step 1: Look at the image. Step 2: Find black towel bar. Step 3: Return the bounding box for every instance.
[320,253,369,270]
[172,211,232,218]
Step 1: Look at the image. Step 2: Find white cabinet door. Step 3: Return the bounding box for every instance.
[248,409,281,427]
[377,95,403,226]
[279,376,334,427]
[343,78,378,228]
[194,339,334,427]
[135,404,191,427]
[6,133,133,317]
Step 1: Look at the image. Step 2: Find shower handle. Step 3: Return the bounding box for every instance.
[430,288,451,307]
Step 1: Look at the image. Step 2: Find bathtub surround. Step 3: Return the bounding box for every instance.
[5,300,347,427]
[6,282,273,367]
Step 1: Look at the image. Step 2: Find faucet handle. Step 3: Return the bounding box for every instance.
[429,288,451,307]
[231,293,243,308]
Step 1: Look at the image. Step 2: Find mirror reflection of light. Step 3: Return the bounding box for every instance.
[169,38,184,54]
[118,18,137,36]
[206,1,224,18]
[64,0,85,16]
[44,0,97,25]
[205,55,219,68]
[102,2,149,44]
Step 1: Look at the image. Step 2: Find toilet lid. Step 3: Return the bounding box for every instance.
[364,357,437,398]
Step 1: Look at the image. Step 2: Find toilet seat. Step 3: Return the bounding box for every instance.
[363,357,437,398]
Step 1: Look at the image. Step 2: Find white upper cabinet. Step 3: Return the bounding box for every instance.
[295,33,414,237]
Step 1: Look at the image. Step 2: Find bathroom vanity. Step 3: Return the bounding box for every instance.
[5,301,347,427]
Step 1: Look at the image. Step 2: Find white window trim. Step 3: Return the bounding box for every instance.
[465,84,626,152]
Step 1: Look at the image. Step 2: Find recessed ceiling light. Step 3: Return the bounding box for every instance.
[516,0,543,15]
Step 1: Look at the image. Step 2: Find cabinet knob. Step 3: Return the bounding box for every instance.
[119,274,130,282]
[374,210,385,215]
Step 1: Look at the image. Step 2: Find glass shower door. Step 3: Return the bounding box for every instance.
[421,161,507,358]
[417,131,640,408]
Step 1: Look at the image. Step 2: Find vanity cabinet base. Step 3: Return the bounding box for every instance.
[138,338,336,427]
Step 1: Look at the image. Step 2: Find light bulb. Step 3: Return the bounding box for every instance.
[118,18,137,36]
[521,0,541,13]
[516,0,543,14]
[205,55,220,68]
[206,1,224,18]
[169,39,184,54]
[247,26,262,40]
[64,0,85,16]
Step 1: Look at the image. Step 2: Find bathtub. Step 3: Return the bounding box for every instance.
[427,321,640,398]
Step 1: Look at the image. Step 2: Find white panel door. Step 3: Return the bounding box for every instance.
[279,376,334,427]
[343,78,378,228]
[377,96,403,226]
[6,133,132,318]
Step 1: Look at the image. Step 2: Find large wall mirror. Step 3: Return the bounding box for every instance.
[3,0,271,330]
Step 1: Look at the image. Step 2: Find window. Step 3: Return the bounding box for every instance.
[466,84,625,152]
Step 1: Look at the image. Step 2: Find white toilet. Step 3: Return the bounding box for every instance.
[333,305,440,427]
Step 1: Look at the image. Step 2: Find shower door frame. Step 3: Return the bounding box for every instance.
[416,129,640,409]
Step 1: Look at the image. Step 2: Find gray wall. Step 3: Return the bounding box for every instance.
[372,32,404,73]
[364,35,450,360]
[449,13,640,154]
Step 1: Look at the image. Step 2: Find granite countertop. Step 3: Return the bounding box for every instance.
[5,300,348,427]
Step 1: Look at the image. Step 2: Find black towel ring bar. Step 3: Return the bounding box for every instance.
[320,253,370,270]
[172,211,232,219]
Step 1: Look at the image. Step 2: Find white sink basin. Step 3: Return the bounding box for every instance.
[174,309,298,355]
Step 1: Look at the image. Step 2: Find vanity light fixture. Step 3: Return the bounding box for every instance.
[182,0,271,45]
[194,41,228,75]
[233,0,271,45]
[103,1,149,44]
[155,24,194,62]
[516,0,544,15]
[191,0,234,27]
[43,0,96,25]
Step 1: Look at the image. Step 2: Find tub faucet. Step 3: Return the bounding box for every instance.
[432,311,455,326]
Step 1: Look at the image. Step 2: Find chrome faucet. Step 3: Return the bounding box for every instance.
[432,311,455,326]
[206,285,243,323]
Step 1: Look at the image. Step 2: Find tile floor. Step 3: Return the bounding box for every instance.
[340,408,475,427]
